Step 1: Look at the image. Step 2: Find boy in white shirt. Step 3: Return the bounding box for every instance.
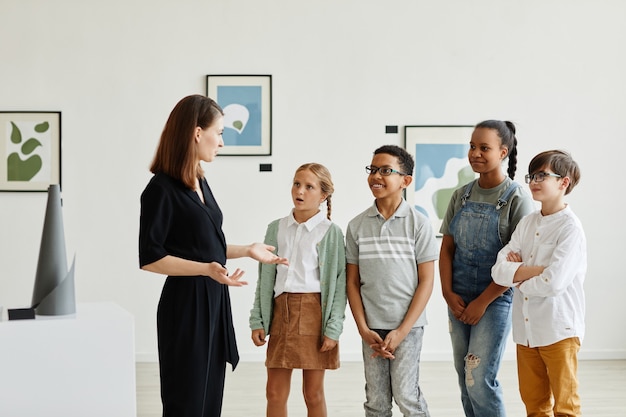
[492,150,586,417]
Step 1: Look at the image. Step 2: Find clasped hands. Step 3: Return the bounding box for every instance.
[362,328,406,360]
[444,292,487,326]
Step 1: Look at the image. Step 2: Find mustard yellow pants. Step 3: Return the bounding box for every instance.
[517,337,581,417]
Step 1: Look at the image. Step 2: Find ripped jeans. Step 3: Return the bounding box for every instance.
[448,294,512,417]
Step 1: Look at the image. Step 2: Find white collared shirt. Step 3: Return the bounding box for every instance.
[492,205,586,347]
[274,209,331,297]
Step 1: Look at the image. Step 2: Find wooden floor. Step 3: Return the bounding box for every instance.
[137,360,625,416]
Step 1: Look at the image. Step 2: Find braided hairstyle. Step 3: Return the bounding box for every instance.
[475,120,519,179]
[295,163,335,220]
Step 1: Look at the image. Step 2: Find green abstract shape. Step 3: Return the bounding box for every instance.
[233,120,243,130]
[22,138,43,155]
[34,121,50,133]
[10,121,22,144]
[7,152,42,181]
[433,166,476,219]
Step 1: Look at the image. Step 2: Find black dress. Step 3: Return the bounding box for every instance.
[139,173,239,417]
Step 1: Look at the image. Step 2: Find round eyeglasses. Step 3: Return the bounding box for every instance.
[365,165,408,176]
[525,171,562,183]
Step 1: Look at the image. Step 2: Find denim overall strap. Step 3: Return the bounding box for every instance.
[460,180,475,207]
[496,182,520,211]
[448,180,516,298]
[460,180,519,209]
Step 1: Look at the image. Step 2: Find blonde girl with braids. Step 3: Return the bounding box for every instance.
[250,163,347,417]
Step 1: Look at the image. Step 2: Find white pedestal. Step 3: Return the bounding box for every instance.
[0,302,136,417]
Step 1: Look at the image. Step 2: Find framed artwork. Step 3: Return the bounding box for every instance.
[206,74,272,156]
[404,125,476,236]
[0,111,61,192]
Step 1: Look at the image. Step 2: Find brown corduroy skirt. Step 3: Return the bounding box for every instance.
[266,292,339,370]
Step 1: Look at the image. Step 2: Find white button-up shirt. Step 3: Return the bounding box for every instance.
[274,209,331,297]
[492,205,586,347]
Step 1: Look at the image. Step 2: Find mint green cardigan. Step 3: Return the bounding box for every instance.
[249,219,347,341]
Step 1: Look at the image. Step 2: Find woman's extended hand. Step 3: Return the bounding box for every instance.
[207,262,248,286]
[248,243,289,266]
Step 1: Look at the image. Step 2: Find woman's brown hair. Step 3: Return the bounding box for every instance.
[150,95,223,189]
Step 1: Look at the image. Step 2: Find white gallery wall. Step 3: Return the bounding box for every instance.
[1,0,625,362]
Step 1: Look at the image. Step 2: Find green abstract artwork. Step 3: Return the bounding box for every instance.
[1,112,60,191]
[7,120,46,181]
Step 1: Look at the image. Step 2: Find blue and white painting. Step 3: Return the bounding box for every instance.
[409,137,476,234]
[217,85,262,147]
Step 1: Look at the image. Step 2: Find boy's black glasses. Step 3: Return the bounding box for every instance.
[525,172,562,184]
[365,165,408,176]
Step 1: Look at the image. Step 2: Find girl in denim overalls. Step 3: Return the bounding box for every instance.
[439,120,534,417]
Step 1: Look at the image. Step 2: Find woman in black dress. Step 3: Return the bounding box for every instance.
[139,94,287,417]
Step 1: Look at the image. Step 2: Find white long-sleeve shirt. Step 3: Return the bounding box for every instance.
[274,209,331,297]
[492,205,586,347]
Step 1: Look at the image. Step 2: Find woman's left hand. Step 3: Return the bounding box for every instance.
[249,243,289,266]
[207,262,248,286]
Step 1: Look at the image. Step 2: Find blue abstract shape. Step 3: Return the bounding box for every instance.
[413,143,468,191]
[414,204,429,217]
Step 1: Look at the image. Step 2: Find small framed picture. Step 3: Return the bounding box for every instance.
[404,125,475,235]
[0,111,61,192]
[206,74,272,156]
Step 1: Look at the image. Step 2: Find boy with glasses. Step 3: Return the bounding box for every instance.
[492,150,586,417]
[346,145,439,417]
